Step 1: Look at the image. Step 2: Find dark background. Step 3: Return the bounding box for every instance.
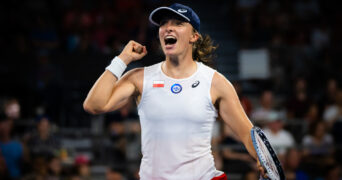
[0,0,342,179]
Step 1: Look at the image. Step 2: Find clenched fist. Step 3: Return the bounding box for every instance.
[118,40,148,65]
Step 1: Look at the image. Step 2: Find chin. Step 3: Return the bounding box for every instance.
[164,49,177,56]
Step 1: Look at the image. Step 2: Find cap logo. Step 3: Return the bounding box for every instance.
[177,9,187,13]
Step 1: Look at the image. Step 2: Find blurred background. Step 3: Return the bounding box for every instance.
[0,0,341,179]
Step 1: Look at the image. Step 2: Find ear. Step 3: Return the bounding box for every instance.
[190,31,200,43]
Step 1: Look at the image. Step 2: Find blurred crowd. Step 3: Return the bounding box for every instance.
[0,97,141,180]
[1,0,342,179]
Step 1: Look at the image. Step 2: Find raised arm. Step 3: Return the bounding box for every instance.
[83,41,147,114]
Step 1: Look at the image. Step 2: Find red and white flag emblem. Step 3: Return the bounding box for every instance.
[153,80,164,88]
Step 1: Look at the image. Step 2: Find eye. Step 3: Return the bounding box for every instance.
[175,20,184,26]
[160,20,167,26]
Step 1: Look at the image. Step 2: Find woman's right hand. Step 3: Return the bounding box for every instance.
[118,40,148,65]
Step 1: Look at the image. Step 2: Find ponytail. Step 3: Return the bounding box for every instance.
[192,29,218,68]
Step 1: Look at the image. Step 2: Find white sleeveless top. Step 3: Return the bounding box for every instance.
[137,61,223,180]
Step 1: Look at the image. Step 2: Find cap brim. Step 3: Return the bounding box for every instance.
[149,7,190,26]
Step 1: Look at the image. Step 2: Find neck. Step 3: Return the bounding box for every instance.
[163,53,197,79]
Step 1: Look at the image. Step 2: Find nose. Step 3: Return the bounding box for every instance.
[164,21,174,32]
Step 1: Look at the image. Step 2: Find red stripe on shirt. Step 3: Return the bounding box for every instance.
[153,84,164,87]
[211,173,227,180]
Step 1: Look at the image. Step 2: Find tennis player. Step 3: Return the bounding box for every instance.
[84,3,264,180]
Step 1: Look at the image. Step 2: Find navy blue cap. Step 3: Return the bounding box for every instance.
[149,3,200,32]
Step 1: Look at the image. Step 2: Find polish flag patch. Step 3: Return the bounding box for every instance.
[153,80,164,88]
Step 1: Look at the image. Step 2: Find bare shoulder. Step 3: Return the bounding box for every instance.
[212,72,234,92]
[121,67,144,81]
[211,72,236,100]
[120,67,144,93]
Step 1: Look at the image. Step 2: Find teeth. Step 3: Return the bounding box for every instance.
[165,36,176,40]
[164,35,177,45]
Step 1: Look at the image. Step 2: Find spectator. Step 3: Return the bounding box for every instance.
[251,90,276,126]
[262,111,295,156]
[323,90,342,146]
[27,115,61,159]
[3,98,26,139]
[305,103,320,124]
[3,98,21,121]
[106,166,125,180]
[283,148,309,180]
[302,121,335,178]
[286,78,312,119]
[105,98,138,126]
[104,99,138,167]
[30,157,49,179]
[302,121,334,157]
[105,119,126,165]
[47,155,62,180]
[74,155,91,180]
[320,78,339,108]
[124,118,141,176]
[323,90,342,128]
[0,113,24,179]
[220,124,254,174]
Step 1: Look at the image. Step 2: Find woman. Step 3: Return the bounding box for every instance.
[84,3,263,180]
[302,121,334,156]
[301,121,334,178]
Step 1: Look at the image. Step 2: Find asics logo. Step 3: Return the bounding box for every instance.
[192,80,200,88]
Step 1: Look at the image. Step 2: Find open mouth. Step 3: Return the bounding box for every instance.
[164,36,177,45]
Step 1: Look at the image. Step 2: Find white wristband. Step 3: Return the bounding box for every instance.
[105,56,127,79]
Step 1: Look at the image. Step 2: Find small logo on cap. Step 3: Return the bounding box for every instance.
[177,9,187,13]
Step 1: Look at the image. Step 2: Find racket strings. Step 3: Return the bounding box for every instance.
[255,132,280,180]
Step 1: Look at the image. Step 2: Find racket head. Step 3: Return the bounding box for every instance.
[251,126,286,180]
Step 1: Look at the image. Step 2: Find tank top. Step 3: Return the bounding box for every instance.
[137,61,223,180]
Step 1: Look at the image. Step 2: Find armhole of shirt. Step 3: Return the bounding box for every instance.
[137,62,161,110]
[207,67,218,114]
[137,67,146,110]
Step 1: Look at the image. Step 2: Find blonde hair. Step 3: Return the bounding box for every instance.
[192,29,217,67]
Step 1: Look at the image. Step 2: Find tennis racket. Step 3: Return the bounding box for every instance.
[251,126,285,180]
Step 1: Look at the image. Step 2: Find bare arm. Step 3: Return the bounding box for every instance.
[83,41,147,114]
[211,72,257,160]
[212,72,267,177]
